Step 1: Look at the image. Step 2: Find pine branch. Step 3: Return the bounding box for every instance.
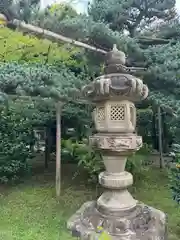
[7,94,93,105]
[138,36,171,45]
[9,19,107,55]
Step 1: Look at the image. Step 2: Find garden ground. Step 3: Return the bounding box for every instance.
[0,165,179,240]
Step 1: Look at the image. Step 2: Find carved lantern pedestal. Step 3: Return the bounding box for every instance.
[67,47,167,240]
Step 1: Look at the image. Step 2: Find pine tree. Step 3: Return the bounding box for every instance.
[88,0,176,37]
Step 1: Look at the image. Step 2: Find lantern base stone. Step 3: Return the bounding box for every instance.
[67,201,167,240]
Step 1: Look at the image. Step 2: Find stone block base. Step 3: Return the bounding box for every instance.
[67,201,167,240]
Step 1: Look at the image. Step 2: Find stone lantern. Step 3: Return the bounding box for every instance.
[0,14,7,26]
[67,45,167,240]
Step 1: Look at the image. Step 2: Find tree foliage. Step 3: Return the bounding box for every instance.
[2,0,179,144]
[144,41,180,111]
[88,0,176,37]
[1,0,180,184]
[31,3,78,30]
[169,154,180,204]
[0,105,34,183]
[0,36,90,182]
[0,62,88,101]
[0,0,13,20]
[0,24,93,140]
[139,16,180,40]
[0,27,80,65]
[1,0,179,140]
[13,0,40,22]
[45,0,179,110]
[0,0,40,22]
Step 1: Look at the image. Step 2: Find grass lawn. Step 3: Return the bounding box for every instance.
[0,166,179,240]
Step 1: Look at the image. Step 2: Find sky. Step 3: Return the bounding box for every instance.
[41,0,180,14]
[40,0,89,13]
[176,0,180,12]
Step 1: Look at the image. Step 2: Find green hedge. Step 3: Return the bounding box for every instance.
[0,105,35,183]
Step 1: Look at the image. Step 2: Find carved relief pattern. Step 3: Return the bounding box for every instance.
[115,138,131,149]
[89,135,142,151]
[105,137,115,148]
[68,202,167,240]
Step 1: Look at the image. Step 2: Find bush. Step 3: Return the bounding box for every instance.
[126,143,152,181]
[76,145,103,183]
[61,139,84,163]
[61,139,103,183]
[62,139,150,183]
[0,106,34,183]
[126,154,148,182]
[169,153,180,204]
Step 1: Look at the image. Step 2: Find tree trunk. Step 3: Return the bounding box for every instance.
[45,126,51,169]
[158,106,164,168]
[56,102,62,198]
[152,110,158,150]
